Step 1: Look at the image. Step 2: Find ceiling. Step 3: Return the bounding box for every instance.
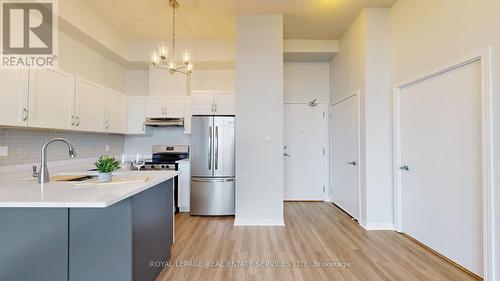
[81,0,396,41]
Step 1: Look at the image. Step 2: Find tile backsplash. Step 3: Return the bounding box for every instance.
[0,127,125,166]
[125,126,190,156]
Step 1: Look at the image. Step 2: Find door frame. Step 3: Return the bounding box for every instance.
[283,102,329,202]
[329,94,361,219]
[393,48,494,280]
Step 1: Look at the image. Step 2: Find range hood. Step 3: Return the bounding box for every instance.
[144,118,184,127]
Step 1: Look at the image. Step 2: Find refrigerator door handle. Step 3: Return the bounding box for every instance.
[192,178,234,183]
[208,126,213,170]
[215,126,219,170]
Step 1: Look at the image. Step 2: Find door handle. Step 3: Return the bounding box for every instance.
[192,178,234,183]
[400,165,410,171]
[208,126,212,170]
[22,108,28,121]
[215,126,219,170]
[284,152,291,157]
[347,161,357,166]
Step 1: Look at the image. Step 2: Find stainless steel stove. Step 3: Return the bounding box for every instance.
[143,145,189,171]
[143,145,189,213]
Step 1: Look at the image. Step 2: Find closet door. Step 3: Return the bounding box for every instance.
[400,60,483,277]
[28,69,75,130]
[331,96,359,218]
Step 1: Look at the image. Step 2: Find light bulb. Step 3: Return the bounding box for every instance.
[159,42,168,59]
[182,50,191,65]
[151,51,160,66]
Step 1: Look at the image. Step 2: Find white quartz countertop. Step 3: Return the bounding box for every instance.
[0,159,178,208]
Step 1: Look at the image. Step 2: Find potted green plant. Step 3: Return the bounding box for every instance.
[95,156,120,182]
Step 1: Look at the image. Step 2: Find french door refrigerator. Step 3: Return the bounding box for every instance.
[190,116,235,215]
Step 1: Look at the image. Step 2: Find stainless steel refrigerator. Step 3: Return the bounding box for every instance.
[190,116,235,216]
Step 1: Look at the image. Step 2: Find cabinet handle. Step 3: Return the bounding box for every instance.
[142,123,145,132]
[211,104,215,113]
[71,115,75,126]
[105,121,109,129]
[214,104,217,113]
[22,108,28,121]
[75,117,80,127]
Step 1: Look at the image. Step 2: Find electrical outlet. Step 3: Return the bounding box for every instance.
[0,146,8,157]
[105,145,110,152]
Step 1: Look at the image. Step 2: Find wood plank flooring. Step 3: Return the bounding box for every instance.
[157,202,480,281]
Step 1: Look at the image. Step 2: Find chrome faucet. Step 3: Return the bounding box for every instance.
[32,138,77,183]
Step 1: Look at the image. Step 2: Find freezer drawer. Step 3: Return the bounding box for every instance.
[190,178,235,216]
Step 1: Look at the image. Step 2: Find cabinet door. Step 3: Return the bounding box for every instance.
[28,69,75,130]
[0,69,29,127]
[104,90,127,134]
[127,96,146,134]
[164,96,185,118]
[214,91,235,115]
[145,96,166,118]
[191,91,214,115]
[74,78,105,132]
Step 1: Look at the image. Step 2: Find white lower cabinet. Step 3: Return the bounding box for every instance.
[74,78,105,132]
[127,96,146,134]
[177,161,191,212]
[104,90,127,134]
[0,69,29,127]
[28,68,75,130]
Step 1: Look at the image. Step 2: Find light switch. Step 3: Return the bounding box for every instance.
[0,146,8,157]
[265,135,273,142]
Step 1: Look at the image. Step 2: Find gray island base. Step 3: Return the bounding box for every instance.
[0,179,174,281]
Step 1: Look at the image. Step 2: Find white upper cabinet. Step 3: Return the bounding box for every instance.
[0,69,29,127]
[145,96,185,118]
[28,68,75,130]
[214,91,235,115]
[104,89,127,134]
[127,96,146,134]
[191,90,235,115]
[74,78,105,132]
[191,91,214,115]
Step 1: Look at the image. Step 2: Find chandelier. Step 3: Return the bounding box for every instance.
[151,0,193,75]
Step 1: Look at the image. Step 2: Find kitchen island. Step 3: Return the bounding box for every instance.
[0,165,177,281]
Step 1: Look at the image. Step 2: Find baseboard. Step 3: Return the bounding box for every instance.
[361,222,394,231]
[233,218,286,226]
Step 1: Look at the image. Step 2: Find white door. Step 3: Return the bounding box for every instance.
[331,96,359,219]
[74,78,105,132]
[191,91,214,115]
[104,90,127,134]
[0,69,29,127]
[164,96,185,118]
[284,103,325,200]
[400,61,483,276]
[28,69,75,130]
[127,96,146,134]
[214,91,235,115]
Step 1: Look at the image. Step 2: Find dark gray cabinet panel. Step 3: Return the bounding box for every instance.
[69,198,133,281]
[133,180,173,281]
[0,208,68,281]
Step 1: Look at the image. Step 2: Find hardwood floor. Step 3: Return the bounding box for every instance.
[157,202,480,281]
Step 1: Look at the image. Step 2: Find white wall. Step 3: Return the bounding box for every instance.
[390,0,500,277]
[284,62,329,103]
[190,69,235,92]
[235,15,284,226]
[58,32,127,92]
[331,9,392,228]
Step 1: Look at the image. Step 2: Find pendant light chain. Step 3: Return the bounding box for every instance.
[172,2,176,61]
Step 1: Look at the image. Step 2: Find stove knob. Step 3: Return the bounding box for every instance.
[151,165,155,169]
[161,165,166,169]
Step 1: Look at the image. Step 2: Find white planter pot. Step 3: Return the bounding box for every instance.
[98,172,112,183]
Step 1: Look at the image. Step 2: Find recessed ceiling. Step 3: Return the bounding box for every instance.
[81,0,396,40]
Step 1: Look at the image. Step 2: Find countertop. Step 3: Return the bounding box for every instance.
[0,159,178,208]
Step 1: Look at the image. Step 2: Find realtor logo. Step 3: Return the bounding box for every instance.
[1,0,58,68]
